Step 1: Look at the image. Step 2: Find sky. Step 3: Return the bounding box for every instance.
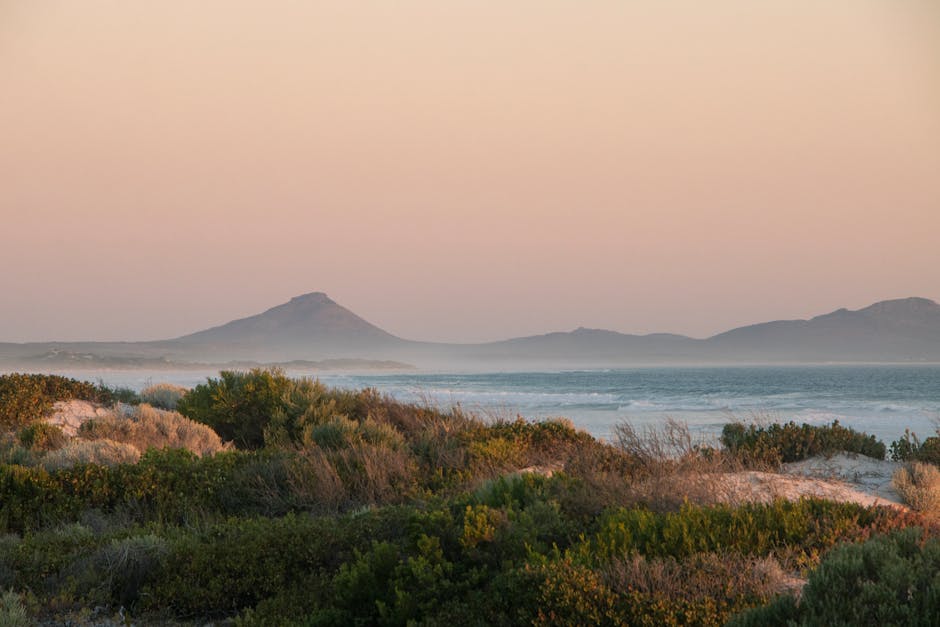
[1,1,938,343]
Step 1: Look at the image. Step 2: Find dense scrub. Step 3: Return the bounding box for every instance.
[890,429,940,466]
[721,419,886,466]
[0,373,110,428]
[729,527,940,626]
[0,371,935,625]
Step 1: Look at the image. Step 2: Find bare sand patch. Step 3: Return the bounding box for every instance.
[717,453,905,509]
[45,399,110,437]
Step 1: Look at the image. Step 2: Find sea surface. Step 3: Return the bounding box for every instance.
[23,365,940,446]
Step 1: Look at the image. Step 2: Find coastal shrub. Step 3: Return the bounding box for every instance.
[893,462,940,515]
[601,553,788,626]
[145,514,352,617]
[0,535,20,589]
[358,417,406,451]
[306,415,358,450]
[0,373,108,429]
[98,384,141,405]
[890,429,940,465]
[730,528,940,626]
[721,420,885,466]
[0,590,30,627]
[40,439,141,471]
[177,369,294,448]
[176,369,360,449]
[0,437,37,466]
[12,522,99,594]
[17,422,66,452]
[139,383,188,410]
[78,403,226,456]
[0,448,255,533]
[582,499,918,567]
[80,534,170,607]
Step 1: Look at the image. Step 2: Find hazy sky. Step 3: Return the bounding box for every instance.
[1,1,938,342]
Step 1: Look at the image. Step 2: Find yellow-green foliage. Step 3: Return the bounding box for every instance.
[139,383,189,410]
[78,404,226,457]
[40,439,141,471]
[729,528,940,626]
[6,370,940,626]
[0,373,108,429]
[893,462,940,515]
[721,420,886,466]
[17,422,66,452]
[0,590,29,627]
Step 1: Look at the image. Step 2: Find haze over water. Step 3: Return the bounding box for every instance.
[24,366,940,446]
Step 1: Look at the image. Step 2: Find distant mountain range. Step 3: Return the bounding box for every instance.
[2,293,940,369]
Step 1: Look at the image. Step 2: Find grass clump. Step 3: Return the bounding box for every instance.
[893,462,940,516]
[40,439,141,471]
[139,383,188,410]
[0,590,29,627]
[17,422,66,452]
[78,403,227,457]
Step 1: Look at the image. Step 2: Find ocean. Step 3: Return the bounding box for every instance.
[33,365,940,447]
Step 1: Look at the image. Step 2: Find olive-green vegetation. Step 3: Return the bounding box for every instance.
[889,429,940,465]
[0,370,938,625]
[729,527,940,626]
[0,373,111,429]
[721,419,886,466]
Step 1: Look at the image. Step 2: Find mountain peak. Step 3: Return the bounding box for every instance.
[175,292,401,358]
[859,297,939,314]
[287,292,334,305]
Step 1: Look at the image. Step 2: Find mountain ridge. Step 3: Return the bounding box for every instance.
[2,294,939,367]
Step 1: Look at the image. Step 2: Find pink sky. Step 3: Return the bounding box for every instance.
[1,1,938,342]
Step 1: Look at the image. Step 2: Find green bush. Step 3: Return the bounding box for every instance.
[176,369,360,450]
[83,534,169,606]
[730,528,940,626]
[17,422,66,451]
[0,373,109,429]
[890,429,940,465]
[583,499,916,566]
[721,420,885,466]
[177,369,296,449]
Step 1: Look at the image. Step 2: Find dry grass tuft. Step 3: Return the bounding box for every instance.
[78,403,227,456]
[602,552,793,603]
[893,462,940,515]
[612,418,740,510]
[41,438,141,471]
[139,383,189,410]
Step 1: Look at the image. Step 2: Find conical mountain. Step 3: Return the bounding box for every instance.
[174,292,405,360]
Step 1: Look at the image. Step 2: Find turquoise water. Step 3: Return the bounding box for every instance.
[23,365,940,445]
